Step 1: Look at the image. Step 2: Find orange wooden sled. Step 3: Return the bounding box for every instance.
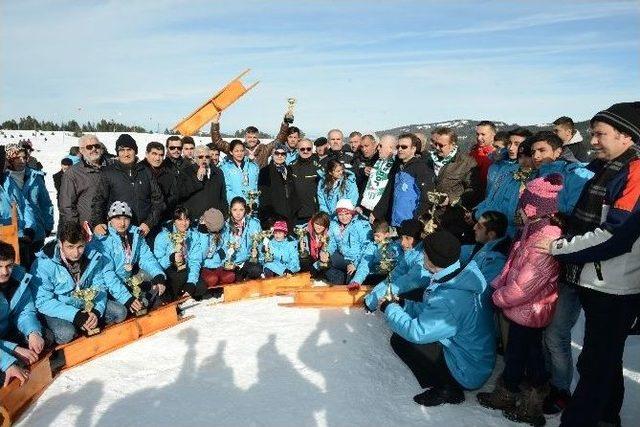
[0,203,20,264]
[223,272,312,303]
[174,69,259,136]
[279,286,372,308]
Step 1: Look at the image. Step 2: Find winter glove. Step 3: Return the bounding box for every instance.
[347,282,361,291]
[72,310,90,330]
[380,297,404,314]
[23,228,35,243]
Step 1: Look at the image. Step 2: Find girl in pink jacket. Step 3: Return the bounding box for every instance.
[478,173,563,426]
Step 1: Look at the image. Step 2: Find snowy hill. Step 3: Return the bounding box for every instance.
[0,128,638,427]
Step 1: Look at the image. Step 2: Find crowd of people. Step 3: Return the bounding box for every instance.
[1,101,640,427]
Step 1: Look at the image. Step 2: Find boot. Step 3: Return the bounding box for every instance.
[413,385,465,407]
[542,384,570,415]
[503,383,548,427]
[477,376,518,411]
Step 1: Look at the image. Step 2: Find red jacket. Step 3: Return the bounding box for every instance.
[492,220,561,328]
[469,144,494,192]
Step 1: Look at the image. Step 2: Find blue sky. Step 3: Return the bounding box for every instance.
[1,0,639,136]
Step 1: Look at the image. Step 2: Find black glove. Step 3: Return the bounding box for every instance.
[72,310,90,330]
[169,253,176,265]
[23,228,35,242]
[364,301,374,313]
[183,282,197,297]
[380,297,404,314]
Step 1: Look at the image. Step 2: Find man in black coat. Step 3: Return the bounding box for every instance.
[182,145,228,222]
[52,157,73,202]
[91,134,165,237]
[290,138,320,225]
[258,143,300,231]
[353,134,379,195]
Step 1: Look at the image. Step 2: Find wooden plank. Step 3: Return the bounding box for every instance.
[0,203,20,264]
[223,281,263,303]
[222,273,313,302]
[260,272,312,295]
[0,355,53,427]
[136,302,182,337]
[280,286,371,308]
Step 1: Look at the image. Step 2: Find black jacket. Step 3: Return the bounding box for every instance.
[290,157,320,222]
[182,164,228,222]
[53,170,63,201]
[91,160,165,229]
[354,152,379,195]
[258,162,300,230]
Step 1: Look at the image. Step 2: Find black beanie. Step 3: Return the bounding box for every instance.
[591,102,640,144]
[398,219,422,241]
[115,134,138,153]
[423,230,460,268]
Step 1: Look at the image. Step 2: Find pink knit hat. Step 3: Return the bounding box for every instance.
[273,221,288,233]
[519,173,564,218]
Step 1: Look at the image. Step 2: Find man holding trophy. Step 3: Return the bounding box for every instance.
[31,221,130,344]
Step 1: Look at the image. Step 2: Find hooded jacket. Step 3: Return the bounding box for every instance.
[8,167,54,241]
[154,225,204,285]
[326,217,372,263]
[1,174,36,238]
[260,237,300,276]
[317,172,359,215]
[219,157,260,205]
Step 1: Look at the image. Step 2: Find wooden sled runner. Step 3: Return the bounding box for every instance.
[223,272,311,303]
[0,356,53,427]
[0,203,21,264]
[279,286,371,308]
[174,69,259,136]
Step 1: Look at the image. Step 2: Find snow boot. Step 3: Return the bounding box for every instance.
[477,376,517,411]
[413,385,465,407]
[542,384,570,415]
[503,383,548,427]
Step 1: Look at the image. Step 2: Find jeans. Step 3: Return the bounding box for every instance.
[543,281,582,392]
[43,300,128,345]
[324,252,350,285]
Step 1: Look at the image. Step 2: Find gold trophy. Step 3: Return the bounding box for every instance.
[378,237,395,274]
[383,278,395,302]
[224,240,239,270]
[170,231,187,271]
[242,171,249,186]
[284,98,296,123]
[294,227,309,259]
[127,274,147,316]
[423,190,449,235]
[73,287,101,336]
[250,232,261,263]
[262,230,274,262]
[247,190,261,216]
[319,234,330,268]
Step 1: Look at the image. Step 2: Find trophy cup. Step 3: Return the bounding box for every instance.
[170,231,187,271]
[250,232,261,263]
[383,278,395,302]
[378,237,396,275]
[294,227,310,259]
[247,190,261,217]
[242,171,249,186]
[319,234,330,268]
[73,287,101,335]
[262,230,274,262]
[423,191,449,235]
[284,98,296,124]
[127,275,147,316]
[224,240,239,270]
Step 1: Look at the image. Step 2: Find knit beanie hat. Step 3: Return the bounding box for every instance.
[591,102,640,144]
[398,219,422,241]
[335,199,355,214]
[519,173,564,219]
[201,208,224,233]
[115,134,138,153]
[5,143,25,159]
[423,230,460,269]
[273,220,288,233]
[108,201,133,219]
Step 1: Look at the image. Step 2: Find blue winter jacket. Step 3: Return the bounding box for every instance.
[486,159,517,196]
[220,217,262,265]
[219,158,259,204]
[390,157,434,227]
[459,237,510,288]
[317,172,359,215]
[90,225,165,291]
[31,244,113,322]
[384,261,496,390]
[260,237,300,275]
[537,160,593,215]
[9,167,54,241]
[1,266,42,372]
[351,240,402,285]
[326,217,372,263]
[154,226,203,284]
[196,229,227,269]
[1,175,36,238]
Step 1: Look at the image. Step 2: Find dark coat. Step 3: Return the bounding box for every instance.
[52,170,63,201]
[91,160,165,228]
[59,159,106,226]
[258,162,300,230]
[354,152,379,195]
[290,157,320,222]
[182,164,228,222]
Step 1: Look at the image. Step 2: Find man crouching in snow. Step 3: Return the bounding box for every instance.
[379,230,496,407]
[31,221,130,345]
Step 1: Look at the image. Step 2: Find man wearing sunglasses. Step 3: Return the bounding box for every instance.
[182,145,228,222]
[291,139,319,225]
[59,134,109,227]
[258,143,299,231]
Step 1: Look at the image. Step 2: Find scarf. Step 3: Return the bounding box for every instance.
[361,157,395,210]
[275,163,287,180]
[232,218,245,237]
[430,146,458,176]
[306,219,325,259]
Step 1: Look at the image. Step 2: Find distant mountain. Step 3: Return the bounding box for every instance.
[378,119,590,151]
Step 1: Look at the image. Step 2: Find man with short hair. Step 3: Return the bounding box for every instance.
[354,134,379,194]
[470,121,497,190]
[361,134,396,219]
[209,147,221,167]
[139,142,178,221]
[486,128,533,194]
[181,136,196,161]
[553,116,591,163]
[314,137,330,169]
[53,157,73,201]
[284,126,301,165]
[59,134,108,227]
[208,110,291,168]
[20,140,43,171]
[348,131,362,153]
[291,138,320,225]
[182,145,228,222]
[325,129,355,171]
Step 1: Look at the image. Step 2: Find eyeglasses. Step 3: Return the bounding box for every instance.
[398,145,410,150]
[168,145,182,151]
[83,144,102,151]
[298,147,312,152]
[274,152,286,156]
[197,155,211,159]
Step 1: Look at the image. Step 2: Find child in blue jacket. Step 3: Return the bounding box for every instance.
[258,221,300,277]
[317,159,359,215]
[224,197,262,281]
[196,208,236,294]
[348,219,401,290]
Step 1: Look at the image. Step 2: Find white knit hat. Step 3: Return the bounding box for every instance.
[108,201,133,219]
[335,199,355,213]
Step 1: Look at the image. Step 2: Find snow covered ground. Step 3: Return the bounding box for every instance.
[1,129,639,426]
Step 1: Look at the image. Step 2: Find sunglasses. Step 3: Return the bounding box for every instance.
[197,155,211,159]
[168,145,182,151]
[298,147,312,152]
[398,145,410,150]
[84,144,102,151]
[274,151,286,156]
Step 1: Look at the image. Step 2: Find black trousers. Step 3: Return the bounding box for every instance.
[390,333,462,391]
[502,320,547,392]
[164,266,207,301]
[561,288,640,427]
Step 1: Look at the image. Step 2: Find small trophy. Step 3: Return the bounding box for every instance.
[284,98,296,123]
[319,234,330,268]
[247,190,261,216]
[170,231,187,271]
[224,240,239,270]
[73,287,101,336]
[262,230,274,262]
[383,278,395,302]
[423,190,449,235]
[127,275,147,316]
[378,237,395,275]
[250,232,261,263]
[294,227,309,259]
[242,171,249,186]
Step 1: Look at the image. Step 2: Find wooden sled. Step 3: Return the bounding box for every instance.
[279,286,371,308]
[223,272,311,303]
[174,69,259,136]
[0,355,53,427]
[0,203,20,264]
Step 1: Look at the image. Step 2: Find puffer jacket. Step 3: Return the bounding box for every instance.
[326,217,372,263]
[9,168,54,241]
[351,240,402,285]
[154,226,204,285]
[384,261,496,390]
[260,237,300,275]
[1,266,41,372]
[1,175,36,238]
[220,217,262,265]
[317,172,359,215]
[492,219,561,328]
[196,228,228,270]
[219,157,260,205]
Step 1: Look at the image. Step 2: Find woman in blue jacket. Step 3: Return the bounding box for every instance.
[258,221,300,277]
[380,231,496,407]
[196,208,235,294]
[219,140,259,207]
[223,197,262,281]
[317,159,359,215]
